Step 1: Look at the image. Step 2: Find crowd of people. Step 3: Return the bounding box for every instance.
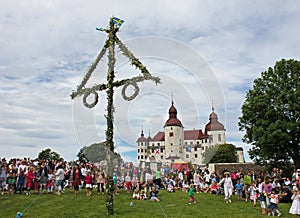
[1,156,300,217]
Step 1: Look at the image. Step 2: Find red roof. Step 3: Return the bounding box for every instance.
[184,130,208,140]
[137,136,147,142]
[205,111,225,133]
[164,101,183,127]
[152,132,165,141]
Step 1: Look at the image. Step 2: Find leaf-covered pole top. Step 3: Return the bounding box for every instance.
[71,16,160,108]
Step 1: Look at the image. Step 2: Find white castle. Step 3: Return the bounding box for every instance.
[137,101,242,166]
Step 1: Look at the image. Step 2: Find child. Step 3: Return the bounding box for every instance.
[182,180,190,192]
[249,181,258,207]
[125,172,131,193]
[149,186,160,201]
[235,180,243,201]
[210,181,219,194]
[7,172,17,195]
[289,189,300,217]
[15,170,25,194]
[85,171,93,196]
[188,184,196,204]
[132,188,140,199]
[26,167,34,195]
[131,175,139,191]
[113,173,119,195]
[167,181,175,193]
[33,168,40,194]
[268,188,282,217]
[140,189,147,200]
[257,177,267,215]
[47,170,55,194]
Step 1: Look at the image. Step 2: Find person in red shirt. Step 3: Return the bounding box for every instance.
[26,167,34,195]
[85,171,93,196]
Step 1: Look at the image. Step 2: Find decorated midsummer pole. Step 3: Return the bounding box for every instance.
[71,17,160,215]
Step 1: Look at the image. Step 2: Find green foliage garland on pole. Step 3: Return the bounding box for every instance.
[71,17,160,215]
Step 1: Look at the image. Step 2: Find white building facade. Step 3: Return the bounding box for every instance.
[137,101,230,166]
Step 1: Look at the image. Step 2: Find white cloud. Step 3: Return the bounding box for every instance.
[1,0,300,163]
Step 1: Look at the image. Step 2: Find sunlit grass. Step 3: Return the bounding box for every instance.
[1,188,294,217]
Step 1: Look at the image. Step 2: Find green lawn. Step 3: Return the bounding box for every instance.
[1,189,295,218]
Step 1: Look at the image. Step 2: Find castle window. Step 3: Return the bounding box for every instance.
[197,141,199,144]
[171,143,173,146]
[205,139,207,143]
[141,155,144,159]
[185,142,187,145]
[161,155,163,159]
[186,154,189,158]
[190,141,193,145]
[194,147,197,151]
[160,148,163,153]
[152,143,155,146]
[202,147,204,150]
[169,132,174,137]
[152,149,154,153]
[171,127,173,130]
[218,134,221,142]
[138,149,140,153]
[157,143,160,146]
[195,154,198,158]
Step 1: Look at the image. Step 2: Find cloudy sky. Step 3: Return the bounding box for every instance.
[1,0,300,163]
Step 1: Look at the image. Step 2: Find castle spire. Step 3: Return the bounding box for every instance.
[141,125,144,137]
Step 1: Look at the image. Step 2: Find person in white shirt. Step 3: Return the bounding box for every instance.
[218,172,234,203]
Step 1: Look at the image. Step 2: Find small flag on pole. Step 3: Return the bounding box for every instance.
[112,17,125,27]
[96,27,106,32]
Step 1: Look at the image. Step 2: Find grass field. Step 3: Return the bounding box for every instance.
[1,189,295,218]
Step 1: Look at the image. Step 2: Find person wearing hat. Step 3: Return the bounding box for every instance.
[218,171,234,203]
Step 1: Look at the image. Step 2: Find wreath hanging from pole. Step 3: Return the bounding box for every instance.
[83,91,99,108]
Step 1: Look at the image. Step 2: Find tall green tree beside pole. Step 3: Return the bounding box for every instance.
[71,17,160,215]
[239,59,300,169]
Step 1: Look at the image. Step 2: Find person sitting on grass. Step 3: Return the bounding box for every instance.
[199,179,209,193]
[140,189,147,200]
[209,181,219,194]
[167,180,175,193]
[149,186,160,201]
[132,188,140,199]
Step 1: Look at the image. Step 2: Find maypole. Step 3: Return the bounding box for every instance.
[71,17,160,215]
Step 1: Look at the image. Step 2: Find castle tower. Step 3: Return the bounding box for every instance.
[204,107,226,145]
[137,129,149,164]
[164,101,184,162]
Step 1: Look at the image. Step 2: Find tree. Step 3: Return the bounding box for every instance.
[38,148,61,161]
[239,59,300,169]
[77,147,89,163]
[77,142,123,164]
[202,143,238,164]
